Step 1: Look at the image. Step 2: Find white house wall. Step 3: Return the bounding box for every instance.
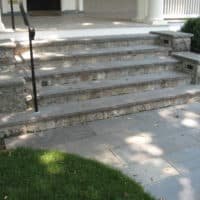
[1,0,78,13]
[84,0,137,20]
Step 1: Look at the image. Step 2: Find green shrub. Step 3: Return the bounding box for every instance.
[181,18,200,53]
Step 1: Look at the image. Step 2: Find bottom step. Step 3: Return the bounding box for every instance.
[1,85,200,138]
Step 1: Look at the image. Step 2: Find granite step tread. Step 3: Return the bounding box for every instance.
[18,45,170,63]
[18,33,158,47]
[38,71,189,98]
[0,74,25,87]
[0,85,200,129]
[173,51,200,64]
[32,56,178,79]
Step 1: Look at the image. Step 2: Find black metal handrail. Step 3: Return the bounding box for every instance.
[10,0,15,30]
[19,1,39,112]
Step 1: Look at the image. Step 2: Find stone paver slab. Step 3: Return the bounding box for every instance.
[116,154,179,185]
[165,147,200,175]
[146,175,200,200]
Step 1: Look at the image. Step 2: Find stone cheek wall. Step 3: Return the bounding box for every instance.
[0,42,16,66]
[152,31,200,84]
[193,62,200,84]
[172,51,200,85]
[0,79,27,114]
[171,38,191,52]
[0,48,15,65]
[160,36,191,52]
[184,60,200,85]
[0,42,28,114]
[151,31,193,52]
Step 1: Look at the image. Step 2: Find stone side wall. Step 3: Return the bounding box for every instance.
[193,64,200,84]
[151,31,193,52]
[160,37,191,52]
[173,51,200,85]
[0,78,27,114]
[0,47,15,65]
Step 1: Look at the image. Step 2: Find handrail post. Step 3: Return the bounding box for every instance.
[29,27,39,112]
[10,0,15,30]
[19,1,39,112]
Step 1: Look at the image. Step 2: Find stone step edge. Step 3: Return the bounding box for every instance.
[27,57,179,79]
[0,85,200,132]
[17,34,159,48]
[17,45,171,63]
[0,75,25,88]
[38,72,189,99]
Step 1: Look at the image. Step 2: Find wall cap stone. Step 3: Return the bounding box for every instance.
[173,52,200,64]
[151,31,193,38]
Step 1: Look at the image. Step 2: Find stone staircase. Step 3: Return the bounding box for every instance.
[0,31,200,138]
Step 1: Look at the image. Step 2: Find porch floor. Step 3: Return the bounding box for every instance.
[0,14,182,40]
[3,14,154,30]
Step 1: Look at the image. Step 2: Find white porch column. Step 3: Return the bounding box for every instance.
[135,0,148,22]
[79,0,84,11]
[145,0,167,25]
[0,7,5,31]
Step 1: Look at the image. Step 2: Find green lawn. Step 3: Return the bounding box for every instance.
[0,148,155,200]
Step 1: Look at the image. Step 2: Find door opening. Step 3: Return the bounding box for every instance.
[27,0,61,16]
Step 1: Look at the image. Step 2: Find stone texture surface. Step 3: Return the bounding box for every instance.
[17,34,158,54]
[161,37,191,52]
[152,31,193,38]
[32,57,178,87]
[16,45,170,68]
[0,48,15,65]
[5,102,200,200]
[173,52,200,84]
[173,52,200,64]
[0,75,27,114]
[38,71,189,106]
[0,32,199,144]
[0,34,159,67]
[0,40,16,65]
[152,31,193,52]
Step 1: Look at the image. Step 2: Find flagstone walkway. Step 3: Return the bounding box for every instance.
[5,102,200,200]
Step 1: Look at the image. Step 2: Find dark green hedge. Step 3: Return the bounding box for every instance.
[181,18,200,53]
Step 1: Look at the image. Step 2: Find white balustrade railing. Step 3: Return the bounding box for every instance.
[164,0,200,18]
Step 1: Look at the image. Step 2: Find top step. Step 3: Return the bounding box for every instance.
[18,34,159,48]
[16,34,159,55]
[0,34,159,66]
